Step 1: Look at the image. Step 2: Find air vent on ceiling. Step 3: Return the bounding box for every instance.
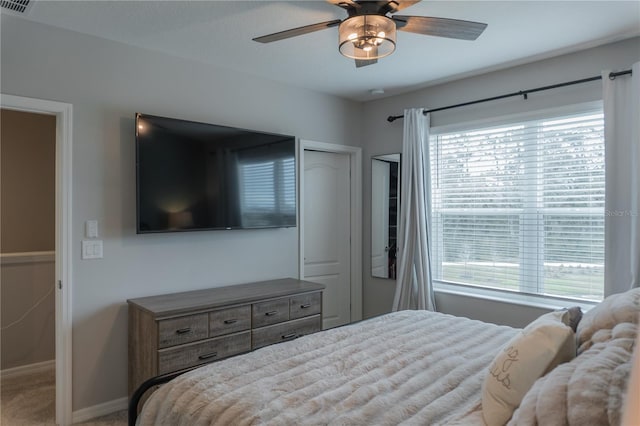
[1,0,34,15]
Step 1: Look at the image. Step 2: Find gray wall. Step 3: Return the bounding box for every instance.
[1,15,362,411]
[361,37,640,322]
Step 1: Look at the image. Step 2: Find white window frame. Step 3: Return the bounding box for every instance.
[429,101,604,309]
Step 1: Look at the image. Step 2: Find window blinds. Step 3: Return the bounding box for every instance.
[430,110,605,301]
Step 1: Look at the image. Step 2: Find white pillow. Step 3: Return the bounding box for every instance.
[482,310,576,426]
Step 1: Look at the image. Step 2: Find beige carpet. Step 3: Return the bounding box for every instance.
[1,366,127,425]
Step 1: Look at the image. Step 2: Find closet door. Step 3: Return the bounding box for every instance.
[303,149,351,329]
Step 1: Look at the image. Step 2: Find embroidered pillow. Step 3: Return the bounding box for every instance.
[481,310,576,426]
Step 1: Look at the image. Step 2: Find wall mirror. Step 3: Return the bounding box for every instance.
[371,154,400,279]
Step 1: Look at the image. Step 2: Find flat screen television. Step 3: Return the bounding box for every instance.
[135,113,296,233]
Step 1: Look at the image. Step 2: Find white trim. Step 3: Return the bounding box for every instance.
[1,359,55,380]
[1,94,73,426]
[0,251,55,265]
[299,140,363,323]
[435,282,598,312]
[71,397,127,424]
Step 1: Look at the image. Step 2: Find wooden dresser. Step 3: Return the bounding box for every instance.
[128,278,324,396]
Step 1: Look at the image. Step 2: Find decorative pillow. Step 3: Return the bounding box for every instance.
[482,310,576,426]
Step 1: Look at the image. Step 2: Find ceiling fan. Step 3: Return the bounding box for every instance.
[253,0,487,68]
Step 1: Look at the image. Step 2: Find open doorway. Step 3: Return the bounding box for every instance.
[0,95,73,426]
[1,109,56,424]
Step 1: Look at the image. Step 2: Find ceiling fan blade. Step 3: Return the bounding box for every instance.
[253,19,342,43]
[355,58,378,68]
[393,16,487,40]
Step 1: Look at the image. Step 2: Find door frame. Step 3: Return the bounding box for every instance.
[298,139,362,323]
[1,94,73,425]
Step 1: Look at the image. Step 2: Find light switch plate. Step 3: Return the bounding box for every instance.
[85,220,99,238]
[82,240,103,259]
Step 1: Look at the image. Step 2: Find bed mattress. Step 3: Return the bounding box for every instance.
[138,310,517,425]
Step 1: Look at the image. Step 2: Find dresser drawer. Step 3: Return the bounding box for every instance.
[252,297,289,328]
[290,292,321,320]
[252,315,321,350]
[209,305,251,337]
[158,313,208,349]
[157,331,251,374]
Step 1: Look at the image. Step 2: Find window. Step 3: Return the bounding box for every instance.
[430,108,604,302]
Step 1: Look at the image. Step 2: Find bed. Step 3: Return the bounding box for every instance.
[132,288,639,426]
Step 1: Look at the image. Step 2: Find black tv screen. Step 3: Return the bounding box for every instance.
[136,113,296,233]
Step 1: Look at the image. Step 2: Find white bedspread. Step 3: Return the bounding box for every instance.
[138,310,517,426]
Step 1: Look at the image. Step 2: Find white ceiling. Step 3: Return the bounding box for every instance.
[16,0,640,101]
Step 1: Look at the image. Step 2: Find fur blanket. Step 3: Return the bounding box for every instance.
[138,310,517,426]
[509,288,640,426]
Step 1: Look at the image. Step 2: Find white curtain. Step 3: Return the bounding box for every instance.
[603,62,640,296]
[393,108,436,311]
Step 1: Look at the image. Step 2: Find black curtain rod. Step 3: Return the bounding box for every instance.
[386,69,632,123]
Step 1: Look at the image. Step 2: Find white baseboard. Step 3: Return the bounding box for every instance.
[72,396,128,423]
[1,359,55,379]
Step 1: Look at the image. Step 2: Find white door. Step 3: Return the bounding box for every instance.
[371,159,390,278]
[303,150,351,329]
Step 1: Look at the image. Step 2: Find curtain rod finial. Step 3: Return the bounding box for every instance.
[387,115,398,123]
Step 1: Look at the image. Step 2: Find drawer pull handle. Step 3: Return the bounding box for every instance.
[175,328,192,335]
[300,304,311,309]
[265,311,278,316]
[224,319,238,324]
[282,333,297,340]
[198,352,218,360]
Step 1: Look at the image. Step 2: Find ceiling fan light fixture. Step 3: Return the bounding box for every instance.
[338,15,396,60]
